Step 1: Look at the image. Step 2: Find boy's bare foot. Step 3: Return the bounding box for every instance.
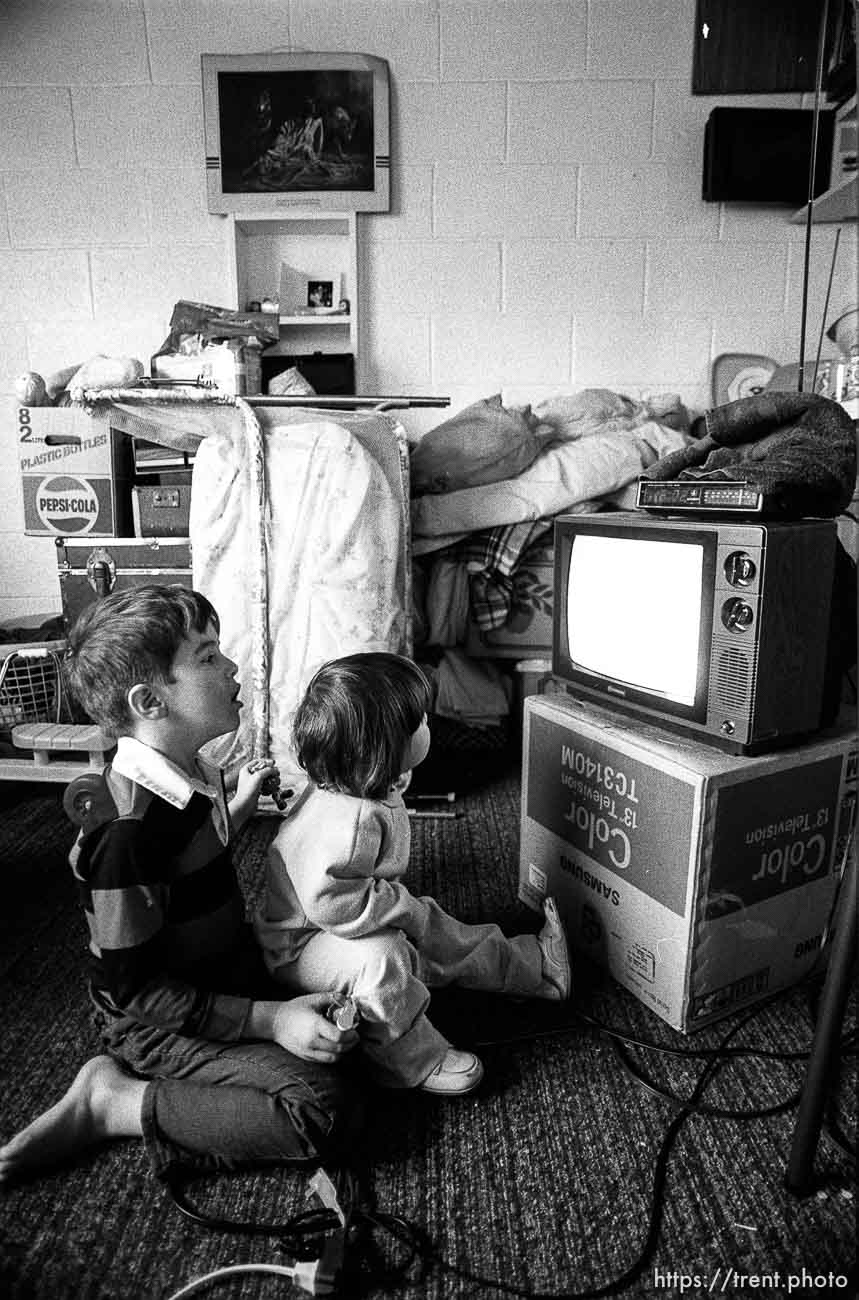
[0,1055,146,1185]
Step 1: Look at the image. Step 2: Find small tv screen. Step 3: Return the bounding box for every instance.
[566,534,705,707]
[551,512,839,754]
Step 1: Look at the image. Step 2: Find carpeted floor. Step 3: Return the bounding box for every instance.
[0,766,855,1300]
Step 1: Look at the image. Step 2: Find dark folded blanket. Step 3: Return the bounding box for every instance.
[643,392,857,517]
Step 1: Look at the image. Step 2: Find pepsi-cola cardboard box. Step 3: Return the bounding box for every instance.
[519,693,857,1033]
[17,405,133,537]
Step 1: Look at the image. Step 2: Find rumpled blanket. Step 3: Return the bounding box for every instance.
[409,393,555,495]
[424,555,471,647]
[416,520,554,646]
[411,391,691,553]
[642,392,857,518]
[463,519,554,632]
[191,411,408,789]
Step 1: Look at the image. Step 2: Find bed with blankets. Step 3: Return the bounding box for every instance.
[407,388,694,733]
[96,380,855,789]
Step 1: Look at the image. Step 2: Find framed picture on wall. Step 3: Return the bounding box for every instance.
[201,51,390,214]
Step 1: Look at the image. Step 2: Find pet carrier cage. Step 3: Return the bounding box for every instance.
[0,641,67,740]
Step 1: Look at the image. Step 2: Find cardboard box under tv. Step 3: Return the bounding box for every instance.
[16,406,133,537]
[519,693,857,1033]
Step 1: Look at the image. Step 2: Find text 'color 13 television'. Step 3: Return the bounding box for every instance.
[551,512,838,754]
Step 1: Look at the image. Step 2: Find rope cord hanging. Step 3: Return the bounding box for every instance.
[79,386,271,760]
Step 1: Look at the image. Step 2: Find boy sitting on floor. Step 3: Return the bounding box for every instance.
[0,585,360,1188]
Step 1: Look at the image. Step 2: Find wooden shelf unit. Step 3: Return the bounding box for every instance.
[226,211,359,369]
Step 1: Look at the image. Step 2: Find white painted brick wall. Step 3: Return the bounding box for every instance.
[7,171,151,247]
[73,87,204,166]
[435,163,579,237]
[439,2,587,81]
[0,250,92,318]
[0,89,77,167]
[508,82,654,163]
[0,0,853,620]
[0,4,149,85]
[396,82,507,162]
[588,0,694,79]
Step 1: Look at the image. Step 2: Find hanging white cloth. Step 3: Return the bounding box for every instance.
[191,408,409,789]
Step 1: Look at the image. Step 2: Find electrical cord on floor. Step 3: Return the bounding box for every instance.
[164,1167,430,1298]
[164,1259,335,1300]
[607,1034,804,1120]
[167,1175,340,1250]
[162,977,855,1299]
[474,977,856,1148]
[474,1000,855,1059]
[391,994,856,1300]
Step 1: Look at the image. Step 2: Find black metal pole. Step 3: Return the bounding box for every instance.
[797,0,831,393]
[785,840,857,1195]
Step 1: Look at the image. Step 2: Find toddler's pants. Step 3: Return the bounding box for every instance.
[278,898,546,1087]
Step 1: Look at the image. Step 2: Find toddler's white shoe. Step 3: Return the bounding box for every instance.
[538,896,571,1000]
[419,1049,484,1096]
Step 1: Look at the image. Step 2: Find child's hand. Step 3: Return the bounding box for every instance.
[228,758,281,832]
[235,757,279,807]
[271,993,359,1063]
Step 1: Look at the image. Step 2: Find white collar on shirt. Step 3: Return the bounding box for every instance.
[112,736,229,844]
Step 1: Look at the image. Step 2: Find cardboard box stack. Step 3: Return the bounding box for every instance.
[519,691,857,1033]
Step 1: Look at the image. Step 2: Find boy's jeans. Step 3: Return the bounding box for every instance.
[95,1008,362,1182]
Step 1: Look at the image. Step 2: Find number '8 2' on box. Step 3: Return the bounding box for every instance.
[17,406,132,537]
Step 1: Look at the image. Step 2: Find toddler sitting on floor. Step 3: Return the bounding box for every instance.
[255,652,571,1096]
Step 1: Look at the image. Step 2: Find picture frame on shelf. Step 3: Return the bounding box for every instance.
[201,51,390,214]
[279,262,344,316]
[307,277,336,309]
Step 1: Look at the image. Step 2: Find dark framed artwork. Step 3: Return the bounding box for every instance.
[202,51,390,213]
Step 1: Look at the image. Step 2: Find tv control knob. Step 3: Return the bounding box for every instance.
[725,551,756,587]
[721,598,754,632]
[720,720,736,735]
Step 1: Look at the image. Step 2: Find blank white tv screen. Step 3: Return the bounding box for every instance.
[567,534,704,706]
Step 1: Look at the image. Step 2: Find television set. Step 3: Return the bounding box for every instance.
[201,52,390,215]
[551,512,839,754]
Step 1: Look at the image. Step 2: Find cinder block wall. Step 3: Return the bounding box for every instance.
[0,0,853,619]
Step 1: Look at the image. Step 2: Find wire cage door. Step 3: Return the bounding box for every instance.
[0,643,66,739]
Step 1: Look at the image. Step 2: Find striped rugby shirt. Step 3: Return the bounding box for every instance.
[70,736,253,1040]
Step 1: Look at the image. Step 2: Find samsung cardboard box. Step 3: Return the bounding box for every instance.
[520,693,857,1033]
[16,405,133,537]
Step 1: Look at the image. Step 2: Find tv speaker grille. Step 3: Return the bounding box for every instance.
[715,646,753,710]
